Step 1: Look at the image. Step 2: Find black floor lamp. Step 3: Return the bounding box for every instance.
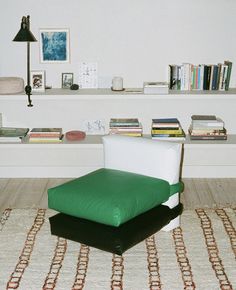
[13,15,37,107]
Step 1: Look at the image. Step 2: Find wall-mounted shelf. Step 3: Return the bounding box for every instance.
[1,90,236,178]
[1,88,236,100]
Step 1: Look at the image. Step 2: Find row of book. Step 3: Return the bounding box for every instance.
[151,115,227,141]
[169,61,232,91]
[109,116,227,141]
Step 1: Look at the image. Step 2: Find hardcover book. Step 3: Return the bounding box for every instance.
[30,128,62,134]
[191,115,216,121]
[152,118,180,123]
[0,127,29,137]
[110,118,140,127]
[224,60,232,90]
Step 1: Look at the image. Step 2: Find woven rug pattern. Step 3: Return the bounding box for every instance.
[0,208,235,290]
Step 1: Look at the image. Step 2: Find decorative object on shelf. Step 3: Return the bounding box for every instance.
[78,62,98,88]
[30,71,45,92]
[70,84,79,90]
[13,15,37,107]
[39,29,70,63]
[82,119,105,135]
[111,76,124,91]
[0,77,24,95]
[143,81,169,94]
[61,73,73,89]
[65,130,86,141]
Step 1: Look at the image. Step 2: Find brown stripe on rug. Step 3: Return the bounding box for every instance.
[6,209,46,290]
[42,237,67,290]
[111,254,124,290]
[215,208,236,258]
[71,244,90,290]
[196,209,233,290]
[0,208,11,230]
[172,227,196,289]
[145,235,161,289]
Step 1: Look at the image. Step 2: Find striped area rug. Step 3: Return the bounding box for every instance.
[0,208,235,290]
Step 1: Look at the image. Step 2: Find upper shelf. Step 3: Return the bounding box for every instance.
[1,88,236,101]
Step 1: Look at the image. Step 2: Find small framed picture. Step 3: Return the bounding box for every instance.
[62,73,73,89]
[30,70,45,92]
[39,28,70,63]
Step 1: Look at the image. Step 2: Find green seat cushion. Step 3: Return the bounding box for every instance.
[48,168,182,227]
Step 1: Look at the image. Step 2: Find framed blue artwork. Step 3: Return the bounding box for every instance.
[39,29,70,63]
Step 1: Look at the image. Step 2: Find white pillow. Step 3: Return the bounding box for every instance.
[0,77,24,94]
[103,135,182,184]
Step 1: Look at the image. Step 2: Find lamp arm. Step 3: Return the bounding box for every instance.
[25,41,33,107]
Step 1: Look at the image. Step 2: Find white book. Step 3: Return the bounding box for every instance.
[152,136,185,142]
[181,63,191,90]
[0,137,22,143]
[218,64,228,91]
[143,82,168,94]
[199,64,205,90]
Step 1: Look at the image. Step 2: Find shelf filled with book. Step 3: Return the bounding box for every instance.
[1,89,236,178]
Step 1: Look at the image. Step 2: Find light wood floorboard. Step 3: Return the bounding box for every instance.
[0,178,236,214]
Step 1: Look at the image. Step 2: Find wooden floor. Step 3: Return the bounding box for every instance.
[0,178,236,214]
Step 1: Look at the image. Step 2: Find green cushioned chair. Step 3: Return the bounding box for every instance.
[48,167,183,227]
[48,135,184,254]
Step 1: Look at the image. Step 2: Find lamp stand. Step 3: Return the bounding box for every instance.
[26,41,33,107]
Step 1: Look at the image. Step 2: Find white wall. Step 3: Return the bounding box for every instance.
[0,0,235,88]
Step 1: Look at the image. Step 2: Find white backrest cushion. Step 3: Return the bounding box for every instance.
[102,135,182,184]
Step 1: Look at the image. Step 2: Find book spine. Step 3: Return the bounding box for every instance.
[224,60,232,90]
[151,129,183,134]
[190,135,227,140]
[29,133,61,137]
[211,65,219,90]
[152,133,186,137]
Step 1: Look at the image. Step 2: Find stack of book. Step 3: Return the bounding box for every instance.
[109,118,143,137]
[0,127,29,143]
[28,128,63,143]
[151,118,186,141]
[189,115,227,140]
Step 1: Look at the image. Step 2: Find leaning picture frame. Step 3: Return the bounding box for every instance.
[62,73,73,89]
[30,70,45,92]
[39,28,70,63]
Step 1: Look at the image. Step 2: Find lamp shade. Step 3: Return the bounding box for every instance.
[13,16,37,42]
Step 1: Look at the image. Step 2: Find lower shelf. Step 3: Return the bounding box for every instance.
[0,135,236,178]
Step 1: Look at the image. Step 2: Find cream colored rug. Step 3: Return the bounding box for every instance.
[0,208,235,290]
